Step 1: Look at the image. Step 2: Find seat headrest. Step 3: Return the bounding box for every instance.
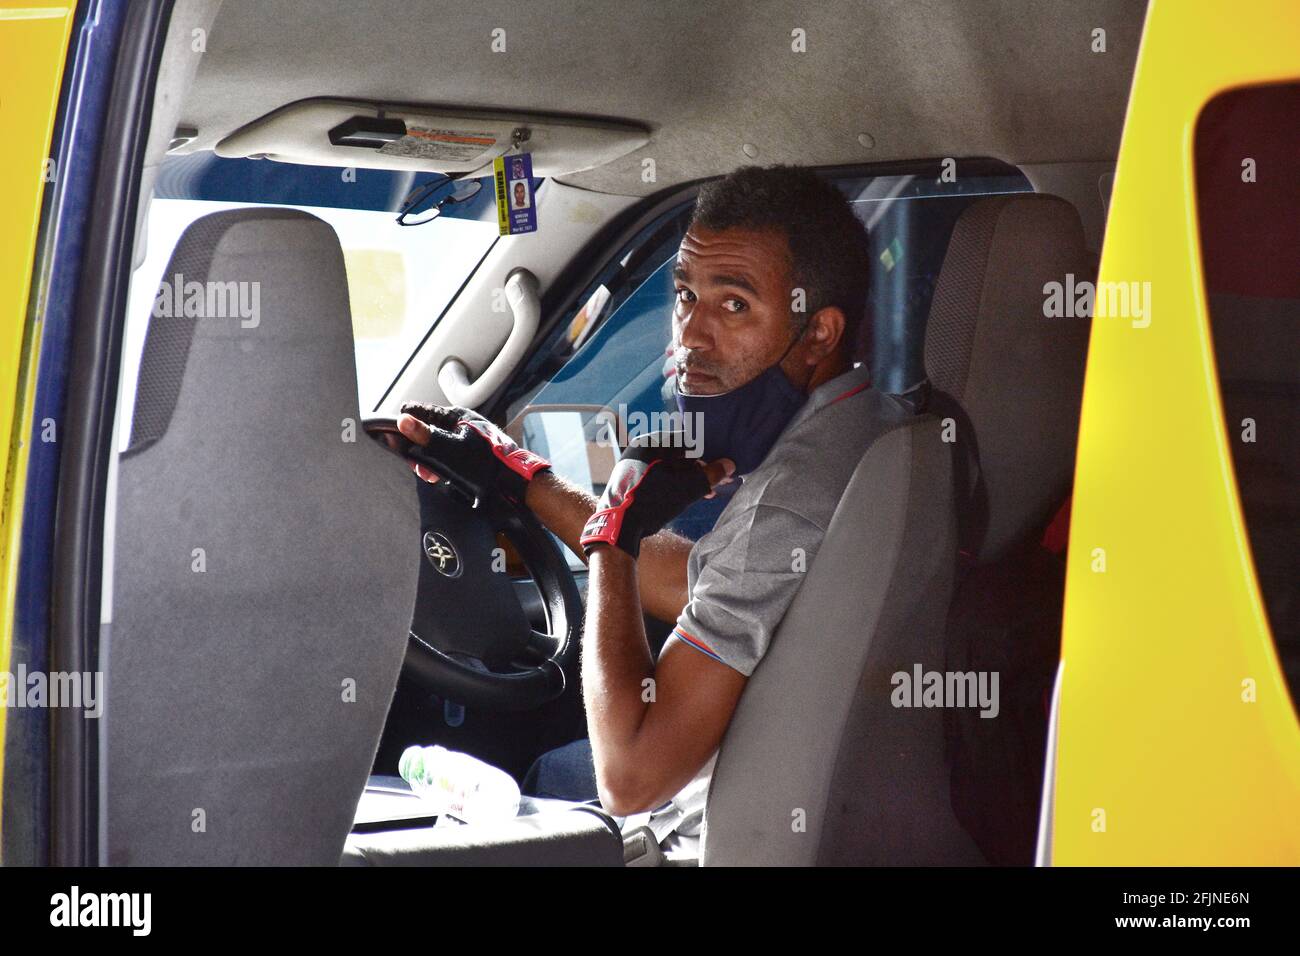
[128,207,356,454]
[923,194,1092,562]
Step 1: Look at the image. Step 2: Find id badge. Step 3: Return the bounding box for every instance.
[494,152,538,236]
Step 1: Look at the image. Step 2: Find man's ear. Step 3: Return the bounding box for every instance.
[802,305,846,362]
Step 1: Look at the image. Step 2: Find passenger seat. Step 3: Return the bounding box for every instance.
[920,195,1093,865]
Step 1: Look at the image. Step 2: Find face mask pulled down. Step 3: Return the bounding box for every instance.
[673,331,808,479]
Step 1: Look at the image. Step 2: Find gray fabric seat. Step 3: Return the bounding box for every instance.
[928,195,1092,864]
[700,194,1091,865]
[104,209,420,865]
[924,195,1092,563]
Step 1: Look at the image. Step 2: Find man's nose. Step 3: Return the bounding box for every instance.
[677,305,714,350]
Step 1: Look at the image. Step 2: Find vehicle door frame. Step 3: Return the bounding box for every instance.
[5,0,176,868]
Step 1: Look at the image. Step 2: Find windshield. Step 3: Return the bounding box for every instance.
[122,153,527,421]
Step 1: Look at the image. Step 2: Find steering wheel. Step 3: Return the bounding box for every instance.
[363,418,583,711]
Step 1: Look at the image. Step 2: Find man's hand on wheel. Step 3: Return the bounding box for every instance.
[392,401,551,505]
[580,433,734,558]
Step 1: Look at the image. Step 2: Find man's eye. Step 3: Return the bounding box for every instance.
[722,297,747,313]
[675,287,695,304]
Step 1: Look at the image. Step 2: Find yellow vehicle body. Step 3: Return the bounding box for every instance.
[0,1,77,825]
[1050,0,1300,864]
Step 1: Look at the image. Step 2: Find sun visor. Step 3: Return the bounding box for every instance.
[213,98,650,177]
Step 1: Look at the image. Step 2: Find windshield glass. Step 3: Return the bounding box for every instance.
[122,153,526,421]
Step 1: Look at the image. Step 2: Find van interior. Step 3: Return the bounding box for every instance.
[98,0,1149,866]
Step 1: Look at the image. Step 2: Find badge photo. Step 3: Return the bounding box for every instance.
[494,151,538,235]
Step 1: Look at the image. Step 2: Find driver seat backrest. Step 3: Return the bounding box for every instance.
[105,209,420,865]
[700,194,1090,866]
[701,413,979,865]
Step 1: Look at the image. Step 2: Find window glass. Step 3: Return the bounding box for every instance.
[1195,82,1300,700]
[121,153,523,428]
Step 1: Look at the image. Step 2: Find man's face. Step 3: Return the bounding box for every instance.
[671,225,799,395]
[514,183,526,204]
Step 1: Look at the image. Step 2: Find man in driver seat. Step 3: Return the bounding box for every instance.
[396,165,910,854]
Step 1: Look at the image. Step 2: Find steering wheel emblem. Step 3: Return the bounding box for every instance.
[422,531,462,578]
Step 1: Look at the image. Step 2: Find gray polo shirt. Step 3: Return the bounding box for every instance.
[665,362,911,676]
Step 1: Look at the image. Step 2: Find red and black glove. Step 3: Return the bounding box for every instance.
[580,433,714,559]
[400,402,550,506]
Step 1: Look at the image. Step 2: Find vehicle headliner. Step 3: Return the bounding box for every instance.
[175,0,1147,196]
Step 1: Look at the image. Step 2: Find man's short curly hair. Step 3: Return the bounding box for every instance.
[689,164,872,359]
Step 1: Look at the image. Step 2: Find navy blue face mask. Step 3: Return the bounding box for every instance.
[673,330,808,478]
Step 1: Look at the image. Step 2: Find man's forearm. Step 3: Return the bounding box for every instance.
[525,470,691,623]
[582,545,656,813]
[524,469,598,555]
